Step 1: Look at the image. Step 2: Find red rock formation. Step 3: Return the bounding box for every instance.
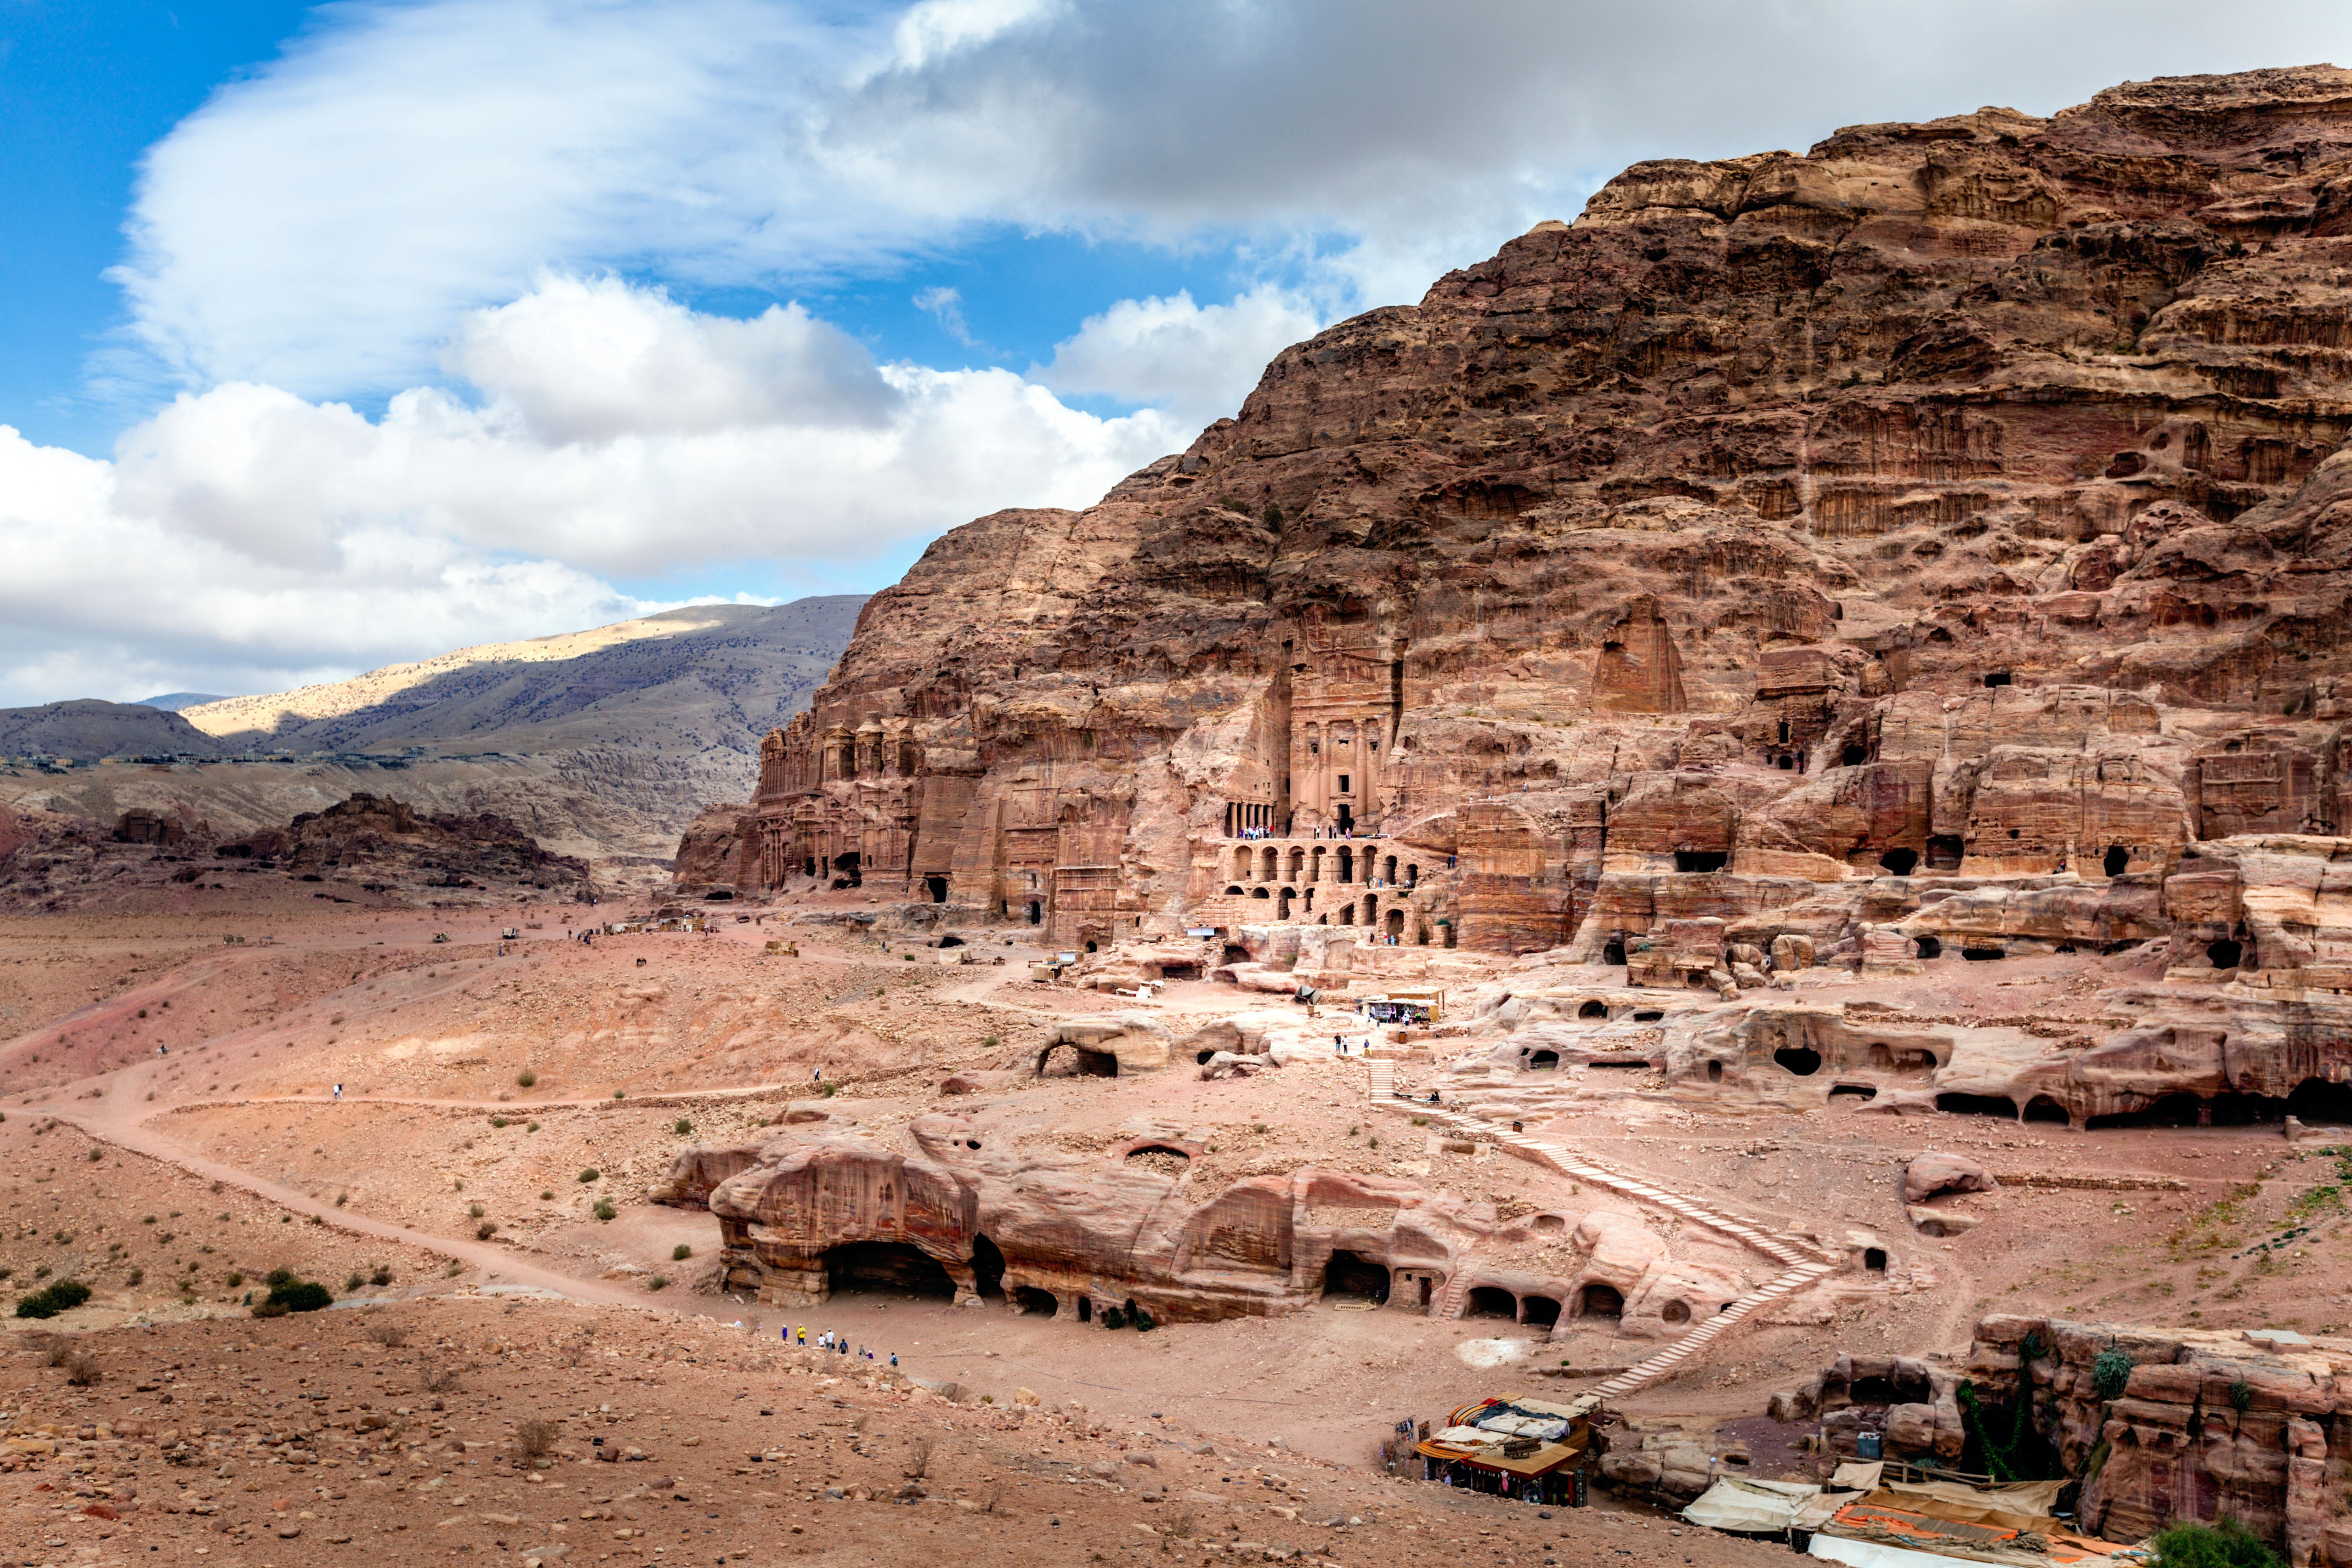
[719,69,2352,1075]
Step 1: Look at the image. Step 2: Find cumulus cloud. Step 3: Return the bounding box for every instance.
[1,277,1184,706]
[116,0,2352,398]
[1037,286,1325,431]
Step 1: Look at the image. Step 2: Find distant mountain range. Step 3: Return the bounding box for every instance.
[137,692,228,712]
[0,596,866,875]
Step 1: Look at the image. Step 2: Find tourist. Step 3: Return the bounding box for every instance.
[333,1083,342,1101]
[890,1353,898,1368]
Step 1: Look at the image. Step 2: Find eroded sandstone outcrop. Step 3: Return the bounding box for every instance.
[653,1118,1769,1338]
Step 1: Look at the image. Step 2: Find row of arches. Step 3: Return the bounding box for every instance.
[1931,1077,2352,1129]
[1228,843,1416,888]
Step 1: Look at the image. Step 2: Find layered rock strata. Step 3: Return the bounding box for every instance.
[652,1116,1782,1337]
[710,66,2352,1016]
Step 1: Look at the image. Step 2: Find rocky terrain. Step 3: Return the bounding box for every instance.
[23,60,2352,1568]
[1,599,862,885]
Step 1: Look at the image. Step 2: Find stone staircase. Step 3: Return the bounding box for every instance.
[1366,1085,1844,1406]
[1583,1258,1837,1399]
[1366,1059,1397,1100]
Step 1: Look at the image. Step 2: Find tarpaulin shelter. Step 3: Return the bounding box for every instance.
[1415,1397,1592,1504]
[1683,1477,1822,1533]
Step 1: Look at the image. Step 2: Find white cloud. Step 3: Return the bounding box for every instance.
[1037,285,1325,431]
[0,277,1184,707]
[912,285,979,347]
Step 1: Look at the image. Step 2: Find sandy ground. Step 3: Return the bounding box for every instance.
[0,891,2340,1565]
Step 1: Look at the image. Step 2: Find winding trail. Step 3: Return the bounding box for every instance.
[17,1053,801,1320]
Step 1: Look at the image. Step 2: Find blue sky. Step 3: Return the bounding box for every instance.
[6,0,2352,708]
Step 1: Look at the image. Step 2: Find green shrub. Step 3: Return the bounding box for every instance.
[647,1274,668,1291]
[517,1069,536,1088]
[370,1265,393,1286]
[469,1201,485,1218]
[673,1118,692,1136]
[14,1279,91,1319]
[578,1168,600,1183]
[225,1271,244,1288]
[2092,1347,2135,1401]
[1101,1306,1127,1330]
[2150,1518,2282,1568]
[345,1273,364,1293]
[2229,1379,2254,1412]
[1132,1306,1156,1332]
[593,1199,616,1222]
[257,1275,332,1315]
[489,1116,509,1128]
[672,1244,691,1261]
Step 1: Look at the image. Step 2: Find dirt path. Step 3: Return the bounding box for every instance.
[19,1055,756,1321]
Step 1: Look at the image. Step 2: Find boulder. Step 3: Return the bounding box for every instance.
[1904,1153,1999,1205]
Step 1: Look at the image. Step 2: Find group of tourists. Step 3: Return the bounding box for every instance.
[786,1325,896,1368]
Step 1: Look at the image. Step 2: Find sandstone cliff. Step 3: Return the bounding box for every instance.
[734,67,2352,985]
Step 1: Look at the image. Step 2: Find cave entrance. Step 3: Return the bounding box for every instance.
[1579,1000,1608,1019]
[1077,1297,1092,1323]
[1385,908,1406,939]
[1578,1284,1623,1319]
[1520,1295,1561,1329]
[1915,935,1944,959]
[1878,848,1918,877]
[1025,900,1042,925]
[970,1234,1006,1300]
[831,851,862,889]
[1707,1060,1724,1083]
[823,1241,955,1300]
[1674,850,1729,873]
[2087,1092,2207,1130]
[1842,744,1869,767]
[925,875,948,903]
[1774,1046,1823,1077]
[1323,1250,1389,1304]
[1528,1050,1559,1070]
[2289,1078,2352,1123]
[1829,1083,1878,1102]
[1925,835,1965,872]
[1937,1093,2019,1120]
[1014,1286,1058,1317]
[1863,1248,1888,1273]
[1037,1043,1119,1078]
[2103,845,2129,878]
[1463,1286,1517,1320]
[2023,1096,2071,1125]
[1603,935,1627,965]
[2208,939,2244,969]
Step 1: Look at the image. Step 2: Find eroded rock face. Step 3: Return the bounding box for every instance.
[652,1121,1763,1336]
[1960,1316,2352,1563]
[719,68,2352,990]
[671,804,754,895]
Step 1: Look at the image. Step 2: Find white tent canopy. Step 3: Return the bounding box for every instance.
[1683,1476,1823,1534]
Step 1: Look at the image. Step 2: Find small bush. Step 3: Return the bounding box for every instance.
[593,1199,617,1222]
[2229,1379,2254,1412]
[539,1189,555,1201]
[673,1118,692,1136]
[526,1121,540,1132]
[418,1359,462,1392]
[258,1276,332,1314]
[2149,1518,2283,1568]
[476,1222,497,1240]
[125,1267,144,1286]
[513,1418,560,1459]
[646,1274,668,1291]
[578,1168,600,1183]
[469,1201,486,1218]
[371,1264,393,1286]
[489,1116,509,1129]
[14,1279,91,1319]
[225,1270,244,1288]
[345,1272,364,1292]
[612,1089,625,1100]
[63,1350,102,1386]
[1132,1306,1156,1332]
[2092,1347,2135,1401]
[366,1319,409,1347]
[1101,1306,1127,1330]
[672,1243,691,1261]
[334,1191,349,1207]
[86,1147,103,1162]
[517,1069,536,1088]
